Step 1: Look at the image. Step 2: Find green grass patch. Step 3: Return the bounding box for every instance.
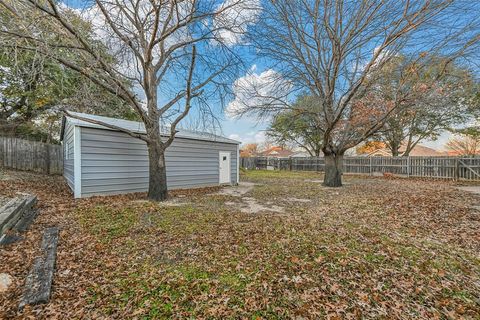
[78,205,137,242]
[76,170,479,318]
[242,169,322,181]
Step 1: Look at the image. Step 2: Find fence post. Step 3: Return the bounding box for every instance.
[0,137,4,167]
[289,158,292,171]
[455,157,460,181]
[407,156,410,177]
[369,157,372,176]
[45,143,51,175]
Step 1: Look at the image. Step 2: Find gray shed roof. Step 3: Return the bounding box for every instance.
[62,112,240,145]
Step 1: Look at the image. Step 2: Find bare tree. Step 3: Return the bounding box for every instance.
[0,0,259,200]
[372,54,479,156]
[232,0,479,187]
[240,143,259,157]
[446,128,480,156]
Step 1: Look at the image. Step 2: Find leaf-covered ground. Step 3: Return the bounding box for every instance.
[0,169,479,319]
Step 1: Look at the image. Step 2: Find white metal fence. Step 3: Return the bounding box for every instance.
[241,156,480,181]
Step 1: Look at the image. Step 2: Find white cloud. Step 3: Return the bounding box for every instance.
[253,131,266,143]
[60,0,259,106]
[213,0,261,46]
[228,130,266,145]
[228,133,241,141]
[61,1,196,80]
[357,47,396,76]
[66,0,260,59]
[226,65,290,118]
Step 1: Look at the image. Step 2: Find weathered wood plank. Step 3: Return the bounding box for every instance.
[0,197,26,236]
[0,194,37,236]
[19,227,59,309]
[0,195,37,246]
[14,208,39,233]
[0,234,24,246]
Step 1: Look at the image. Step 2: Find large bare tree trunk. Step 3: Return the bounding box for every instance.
[147,140,168,201]
[323,152,343,187]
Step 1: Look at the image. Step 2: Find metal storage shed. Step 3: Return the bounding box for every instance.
[60,112,240,198]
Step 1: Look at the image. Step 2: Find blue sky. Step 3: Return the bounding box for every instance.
[63,0,272,146]
[62,0,470,151]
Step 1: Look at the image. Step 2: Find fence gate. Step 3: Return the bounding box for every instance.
[457,158,480,180]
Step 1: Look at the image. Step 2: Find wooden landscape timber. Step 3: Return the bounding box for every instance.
[0,194,37,241]
[19,227,60,309]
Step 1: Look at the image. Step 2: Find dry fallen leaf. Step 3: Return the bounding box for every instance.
[290,256,300,264]
[1,169,478,319]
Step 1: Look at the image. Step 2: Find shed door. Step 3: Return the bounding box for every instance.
[219,151,231,184]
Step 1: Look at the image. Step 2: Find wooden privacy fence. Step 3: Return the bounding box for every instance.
[241,156,480,181]
[0,137,63,174]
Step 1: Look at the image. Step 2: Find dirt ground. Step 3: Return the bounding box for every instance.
[0,169,479,319]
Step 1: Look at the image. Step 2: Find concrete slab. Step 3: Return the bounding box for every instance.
[225,197,284,214]
[215,182,256,197]
[455,186,480,195]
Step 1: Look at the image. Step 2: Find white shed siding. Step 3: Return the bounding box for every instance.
[63,121,75,191]
[79,127,238,197]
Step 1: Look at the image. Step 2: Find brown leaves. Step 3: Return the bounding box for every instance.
[290,256,300,264]
[1,169,479,319]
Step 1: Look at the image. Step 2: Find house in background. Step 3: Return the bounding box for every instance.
[258,146,294,158]
[362,144,448,157]
[290,151,311,158]
[290,150,325,157]
[61,112,240,198]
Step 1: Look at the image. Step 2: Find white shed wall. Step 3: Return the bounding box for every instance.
[63,121,75,191]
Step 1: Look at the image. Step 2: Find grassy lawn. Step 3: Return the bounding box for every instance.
[1,170,479,319]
